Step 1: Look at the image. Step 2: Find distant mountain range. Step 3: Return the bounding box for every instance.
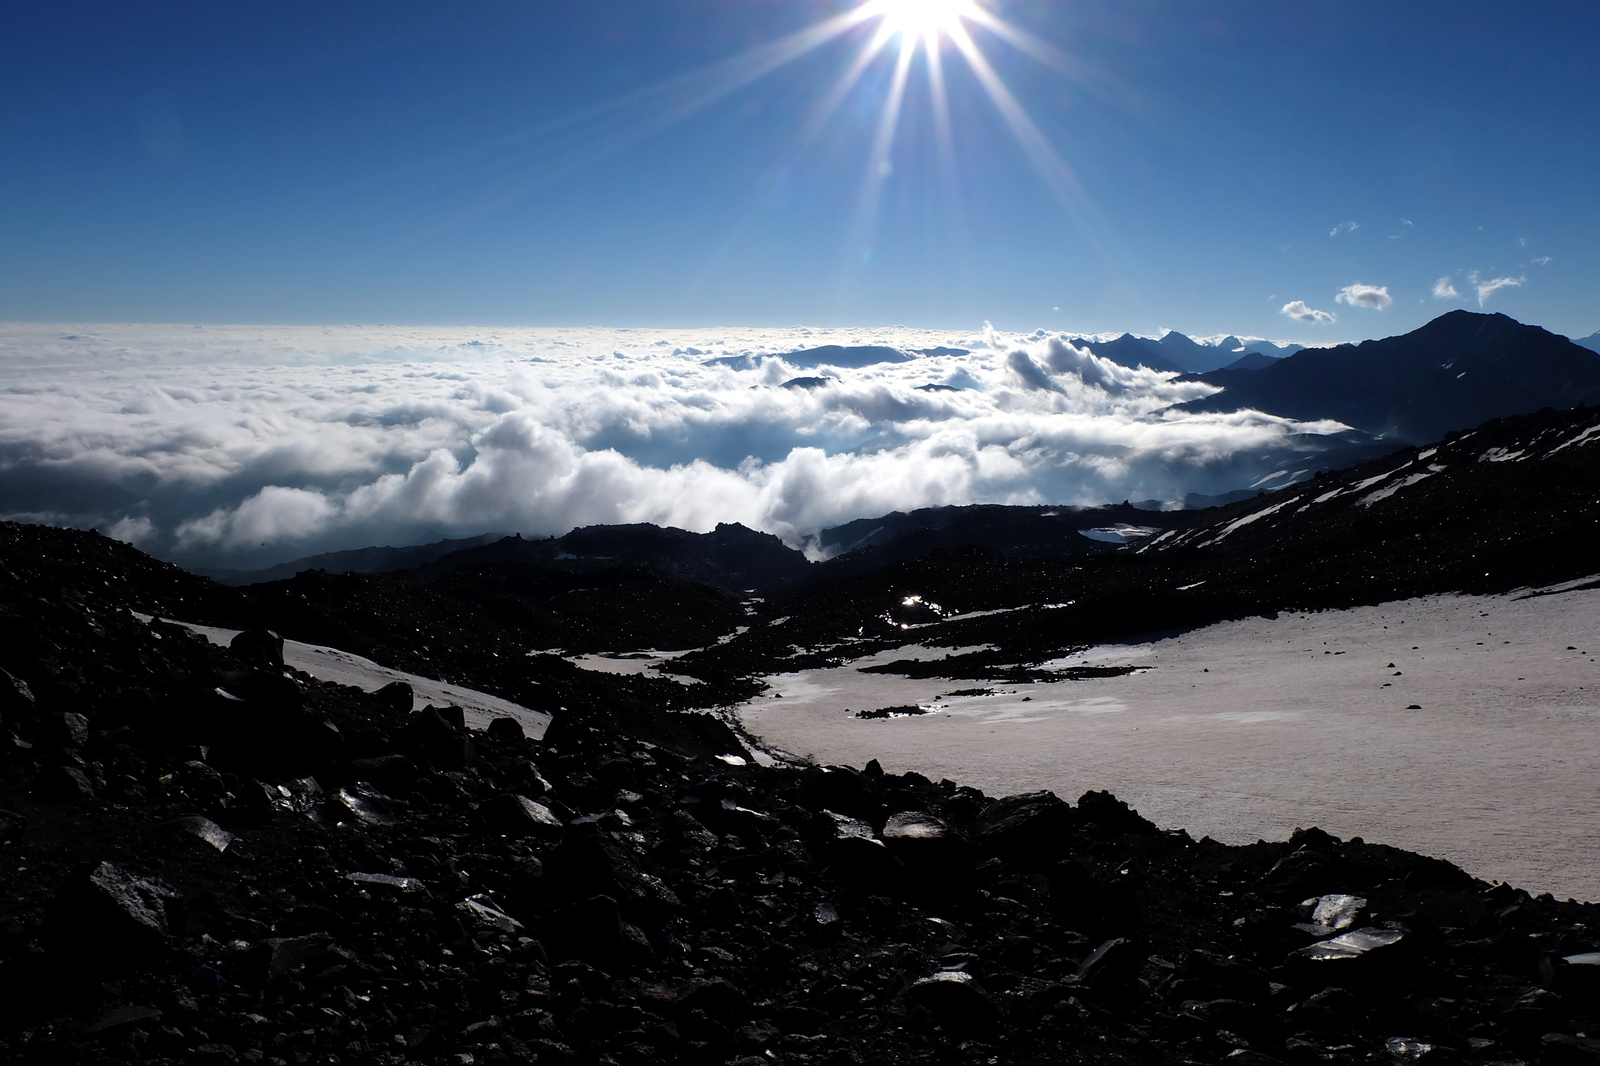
[1072,331,1302,374]
[210,522,814,595]
[702,335,1296,376]
[1179,310,1600,443]
[1575,330,1600,354]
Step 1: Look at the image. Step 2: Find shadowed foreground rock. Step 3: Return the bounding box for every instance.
[3,524,1600,1066]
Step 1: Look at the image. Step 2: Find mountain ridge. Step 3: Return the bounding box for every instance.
[1179,310,1600,442]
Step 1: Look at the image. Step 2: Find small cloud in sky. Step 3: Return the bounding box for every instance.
[1335,283,1393,310]
[1330,221,1360,238]
[1469,272,1524,306]
[1533,256,1553,266]
[1281,300,1336,324]
[1519,237,1528,247]
[1433,277,1462,301]
[1389,218,1414,239]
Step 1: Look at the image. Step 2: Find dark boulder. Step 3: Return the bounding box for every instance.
[819,813,903,891]
[544,895,653,969]
[675,976,749,1032]
[370,680,413,713]
[45,862,178,966]
[486,716,525,742]
[36,764,96,803]
[1048,857,1135,937]
[402,705,474,770]
[38,711,89,750]
[343,753,420,791]
[545,823,682,920]
[974,791,1074,864]
[228,629,284,669]
[485,792,565,840]
[0,668,36,733]
[1076,937,1145,1000]
[903,971,999,1037]
[881,810,975,903]
[796,765,885,824]
[1076,789,1159,836]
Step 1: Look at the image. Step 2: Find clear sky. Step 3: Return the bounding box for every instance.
[2,0,1596,341]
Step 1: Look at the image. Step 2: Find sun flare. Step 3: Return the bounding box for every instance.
[866,0,979,40]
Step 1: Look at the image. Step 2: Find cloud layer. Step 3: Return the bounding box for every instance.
[0,323,1352,569]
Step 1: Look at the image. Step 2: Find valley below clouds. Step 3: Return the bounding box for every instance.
[0,321,1350,569]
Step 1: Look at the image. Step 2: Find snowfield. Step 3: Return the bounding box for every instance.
[736,583,1600,901]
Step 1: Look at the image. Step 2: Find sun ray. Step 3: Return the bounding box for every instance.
[943,19,1090,220]
[855,32,919,229]
[961,7,1089,80]
[924,22,956,163]
[416,0,1101,289]
[794,20,900,150]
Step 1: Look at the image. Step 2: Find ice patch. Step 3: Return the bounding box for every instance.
[1359,471,1435,507]
[1548,421,1600,456]
[1201,497,1300,545]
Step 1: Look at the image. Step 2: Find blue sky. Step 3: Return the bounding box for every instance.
[2,0,1596,340]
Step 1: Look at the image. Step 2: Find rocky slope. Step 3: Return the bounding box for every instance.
[4,512,1600,1065]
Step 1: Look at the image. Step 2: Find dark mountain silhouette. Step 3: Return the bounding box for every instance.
[1073,334,1185,373]
[784,344,913,368]
[1178,310,1600,442]
[1076,330,1255,374]
[1149,329,1236,373]
[809,503,1188,579]
[215,523,810,596]
[1238,338,1306,359]
[426,522,810,595]
[202,532,506,586]
[1221,350,1282,371]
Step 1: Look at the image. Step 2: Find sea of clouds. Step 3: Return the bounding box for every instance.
[0,321,1349,570]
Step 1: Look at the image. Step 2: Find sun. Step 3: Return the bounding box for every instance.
[865,0,979,40]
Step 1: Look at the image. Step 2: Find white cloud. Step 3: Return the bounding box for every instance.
[1471,274,1524,306]
[1330,221,1360,237]
[107,515,155,546]
[1335,283,1393,310]
[1534,256,1553,266]
[1433,277,1462,301]
[1280,300,1337,325]
[0,322,1355,569]
[1389,218,1413,239]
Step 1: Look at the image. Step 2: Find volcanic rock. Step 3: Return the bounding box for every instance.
[3,508,1600,1065]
